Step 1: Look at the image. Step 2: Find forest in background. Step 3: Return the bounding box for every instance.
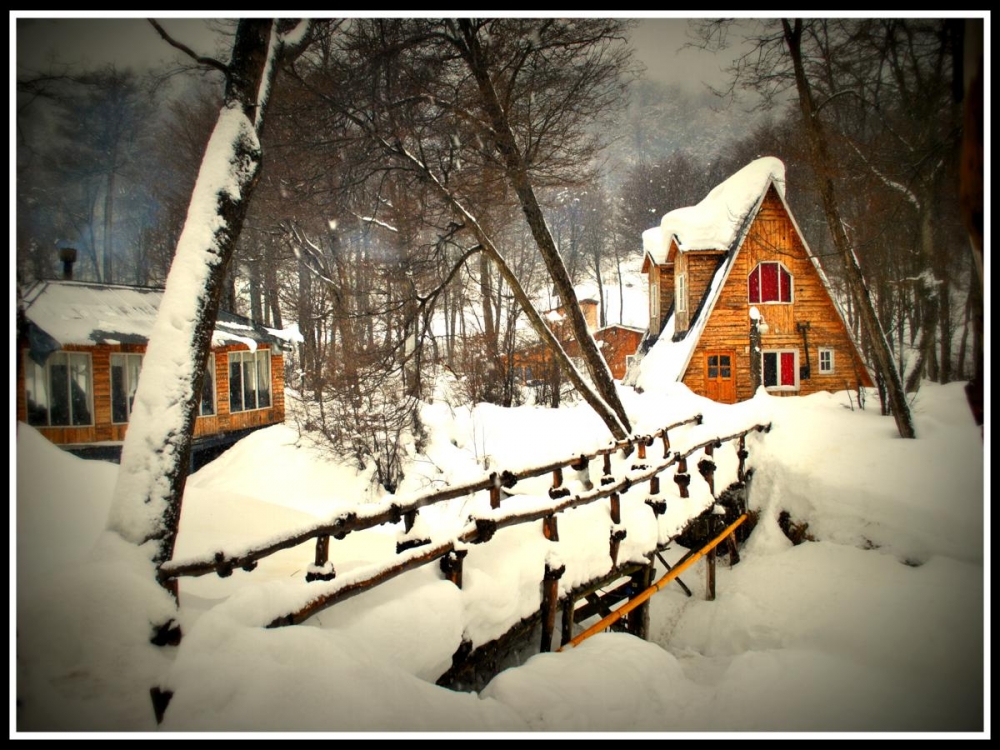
[16,18,983,490]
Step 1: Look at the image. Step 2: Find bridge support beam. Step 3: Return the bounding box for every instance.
[540,561,566,653]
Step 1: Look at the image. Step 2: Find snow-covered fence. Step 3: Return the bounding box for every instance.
[158,415,770,646]
[159,415,706,582]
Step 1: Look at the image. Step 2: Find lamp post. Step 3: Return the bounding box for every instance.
[749,306,769,393]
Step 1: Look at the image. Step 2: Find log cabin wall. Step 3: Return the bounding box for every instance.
[17,340,285,447]
[593,327,644,380]
[648,266,661,335]
[686,252,726,322]
[657,264,675,333]
[194,345,286,437]
[681,186,874,402]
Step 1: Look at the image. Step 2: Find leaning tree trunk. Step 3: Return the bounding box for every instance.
[109,20,312,567]
[455,20,632,435]
[783,18,915,439]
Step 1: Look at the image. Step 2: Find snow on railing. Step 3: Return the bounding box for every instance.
[158,414,771,644]
[159,414,706,581]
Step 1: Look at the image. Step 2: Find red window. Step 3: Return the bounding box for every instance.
[748,262,793,303]
[763,351,797,388]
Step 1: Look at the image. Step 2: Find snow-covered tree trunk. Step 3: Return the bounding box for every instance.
[108,20,311,567]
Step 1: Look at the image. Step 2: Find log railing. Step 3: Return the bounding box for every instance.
[159,414,770,639]
[159,414,705,581]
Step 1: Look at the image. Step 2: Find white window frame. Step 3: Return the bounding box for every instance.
[675,272,687,313]
[762,349,799,391]
[228,348,272,413]
[110,352,143,424]
[199,353,216,417]
[650,266,660,326]
[23,350,95,427]
[818,348,835,374]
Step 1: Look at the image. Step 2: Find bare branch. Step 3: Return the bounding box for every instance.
[148,19,230,77]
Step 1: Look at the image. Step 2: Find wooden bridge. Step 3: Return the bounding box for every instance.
[155,411,769,700]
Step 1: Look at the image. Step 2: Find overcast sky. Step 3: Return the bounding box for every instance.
[15,15,741,95]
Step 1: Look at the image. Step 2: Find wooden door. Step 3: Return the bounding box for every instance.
[705,351,736,403]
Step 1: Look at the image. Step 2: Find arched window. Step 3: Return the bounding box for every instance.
[748,261,793,303]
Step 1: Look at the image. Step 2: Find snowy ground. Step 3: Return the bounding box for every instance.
[13,379,987,736]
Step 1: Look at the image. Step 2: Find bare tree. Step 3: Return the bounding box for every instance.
[283,18,637,438]
[696,18,918,437]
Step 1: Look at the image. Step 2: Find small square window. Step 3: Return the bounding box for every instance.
[819,348,835,374]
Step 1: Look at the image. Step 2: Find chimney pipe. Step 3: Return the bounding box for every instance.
[58,247,77,280]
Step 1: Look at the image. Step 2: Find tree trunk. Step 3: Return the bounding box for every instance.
[455,20,631,435]
[783,18,915,438]
[109,20,312,565]
[103,166,116,283]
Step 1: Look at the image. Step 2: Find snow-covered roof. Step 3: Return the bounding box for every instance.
[635,156,868,390]
[644,157,786,265]
[20,279,288,350]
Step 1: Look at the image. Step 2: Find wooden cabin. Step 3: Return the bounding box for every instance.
[16,279,290,466]
[512,299,642,384]
[587,325,645,381]
[639,157,874,403]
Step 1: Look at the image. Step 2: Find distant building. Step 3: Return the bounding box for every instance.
[16,278,290,467]
[512,298,642,386]
[638,157,873,403]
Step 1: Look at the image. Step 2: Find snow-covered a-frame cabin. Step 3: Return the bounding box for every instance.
[16,278,289,465]
[639,157,874,403]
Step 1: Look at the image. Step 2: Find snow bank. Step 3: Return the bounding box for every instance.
[14,380,985,734]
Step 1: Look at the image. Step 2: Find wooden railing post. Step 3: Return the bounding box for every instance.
[706,546,716,601]
[645,475,666,516]
[609,492,621,525]
[305,534,335,582]
[661,429,671,458]
[561,598,575,647]
[698,443,717,496]
[440,549,468,589]
[674,457,690,498]
[489,472,501,509]
[549,466,570,499]
[542,515,559,542]
[610,528,627,567]
[601,452,614,486]
[540,560,566,653]
[737,434,748,482]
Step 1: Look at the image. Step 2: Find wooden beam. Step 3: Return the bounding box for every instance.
[559,515,747,651]
[706,546,717,601]
[540,561,566,653]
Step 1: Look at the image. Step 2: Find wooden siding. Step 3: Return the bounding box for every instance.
[680,186,874,402]
[645,264,675,336]
[674,252,723,333]
[513,326,641,383]
[657,264,675,333]
[593,327,643,380]
[17,340,285,447]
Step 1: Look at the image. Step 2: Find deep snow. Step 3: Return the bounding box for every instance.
[13,379,987,736]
